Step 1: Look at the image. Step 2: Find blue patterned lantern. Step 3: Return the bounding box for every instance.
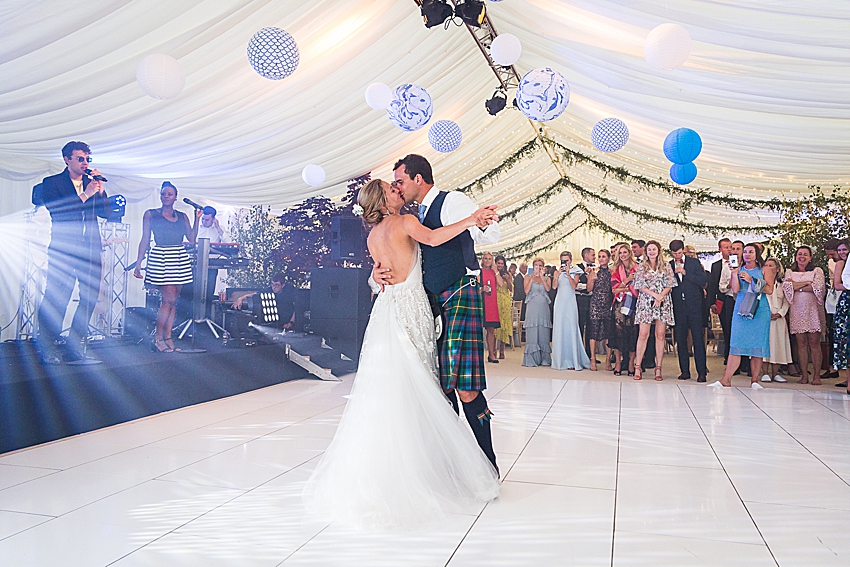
[663,128,702,164]
[428,120,463,153]
[387,84,433,132]
[591,118,629,153]
[516,67,570,122]
[247,27,300,80]
[670,162,697,185]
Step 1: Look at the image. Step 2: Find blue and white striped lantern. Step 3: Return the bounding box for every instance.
[386,84,433,132]
[247,27,300,80]
[516,67,570,122]
[591,118,630,153]
[428,120,463,153]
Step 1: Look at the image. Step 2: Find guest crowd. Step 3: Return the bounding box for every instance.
[478,237,850,394]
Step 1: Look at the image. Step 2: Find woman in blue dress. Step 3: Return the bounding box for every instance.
[522,258,552,367]
[713,243,775,388]
[551,251,591,370]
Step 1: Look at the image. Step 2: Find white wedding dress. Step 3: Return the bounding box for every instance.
[302,244,500,530]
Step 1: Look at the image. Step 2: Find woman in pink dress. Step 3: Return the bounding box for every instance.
[782,246,826,384]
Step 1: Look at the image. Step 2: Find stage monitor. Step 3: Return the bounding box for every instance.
[331,216,363,262]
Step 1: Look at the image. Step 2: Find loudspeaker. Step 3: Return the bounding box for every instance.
[293,289,310,333]
[331,216,363,262]
[309,267,372,359]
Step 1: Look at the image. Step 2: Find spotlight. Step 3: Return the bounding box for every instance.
[485,89,507,116]
[106,194,126,222]
[420,0,453,28]
[455,0,486,28]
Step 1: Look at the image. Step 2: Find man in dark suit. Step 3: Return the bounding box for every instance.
[37,141,110,363]
[669,240,708,381]
[707,238,733,364]
[575,247,595,358]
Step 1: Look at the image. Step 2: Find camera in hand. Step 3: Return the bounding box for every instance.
[729,255,739,268]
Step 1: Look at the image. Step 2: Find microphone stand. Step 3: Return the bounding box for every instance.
[68,178,103,366]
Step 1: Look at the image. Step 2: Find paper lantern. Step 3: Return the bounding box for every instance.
[386,84,433,132]
[490,33,522,66]
[670,162,697,185]
[516,68,570,122]
[428,120,463,153]
[302,165,326,186]
[247,27,300,80]
[664,128,702,164]
[136,54,185,100]
[591,118,629,153]
[644,23,691,71]
[365,82,393,110]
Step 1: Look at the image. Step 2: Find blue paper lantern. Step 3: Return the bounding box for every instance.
[428,120,463,153]
[591,118,629,153]
[516,67,570,122]
[670,162,697,185]
[663,128,702,164]
[247,27,300,80]
[386,84,433,132]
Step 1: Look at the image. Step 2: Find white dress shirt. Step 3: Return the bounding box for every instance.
[197,223,224,242]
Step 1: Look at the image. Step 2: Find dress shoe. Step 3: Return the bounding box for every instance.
[63,350,87,363]
[697,375,706,383]
[820,370,839,379]
[39,351,62,365]
[835,381,848,388]
[677,374,691,380]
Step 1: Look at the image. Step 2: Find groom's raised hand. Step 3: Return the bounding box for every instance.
[472,205,498,229]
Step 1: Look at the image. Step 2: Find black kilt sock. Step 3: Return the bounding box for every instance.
[445,389,459,415]
[461,392,499,474]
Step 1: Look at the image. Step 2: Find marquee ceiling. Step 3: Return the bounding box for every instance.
[1,0,848,251]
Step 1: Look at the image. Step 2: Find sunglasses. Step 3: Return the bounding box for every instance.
[72,156,93,163]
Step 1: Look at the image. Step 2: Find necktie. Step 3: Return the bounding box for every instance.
[418,204,427,223]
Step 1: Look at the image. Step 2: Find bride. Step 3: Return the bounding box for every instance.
[302,179,501,530]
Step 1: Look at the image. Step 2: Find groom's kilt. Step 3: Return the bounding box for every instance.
[435,275,486,392]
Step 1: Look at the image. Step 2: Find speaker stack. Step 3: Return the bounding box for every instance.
[309,267,372,360]
[330,216,364,262]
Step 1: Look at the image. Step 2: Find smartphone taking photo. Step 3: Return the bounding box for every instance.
[729,255,739,268]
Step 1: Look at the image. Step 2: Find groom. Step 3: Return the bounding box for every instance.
[373,154,501,473]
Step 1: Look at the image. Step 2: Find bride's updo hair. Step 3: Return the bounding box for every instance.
[357,179,387,225]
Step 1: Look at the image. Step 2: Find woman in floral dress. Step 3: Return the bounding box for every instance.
[633,241,677,380]
[782,245,826,384]
[830,240,850,393]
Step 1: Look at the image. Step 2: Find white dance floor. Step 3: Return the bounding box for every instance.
[1,373,848,566]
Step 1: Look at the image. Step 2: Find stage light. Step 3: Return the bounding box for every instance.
[106,194,126,222]
[455,0,486,28]
[485,89,507,116]
[420,0,453,28]
[257,291,279,324]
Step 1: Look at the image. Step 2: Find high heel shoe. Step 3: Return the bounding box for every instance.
[165,338,181,352]
[150,339,172,353]
[633,368,642,380]
[655,367,663,381]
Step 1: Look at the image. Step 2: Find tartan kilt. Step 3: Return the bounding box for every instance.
[434,275,486,392]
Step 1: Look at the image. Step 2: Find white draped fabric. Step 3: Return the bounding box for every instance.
[0,1,847,338]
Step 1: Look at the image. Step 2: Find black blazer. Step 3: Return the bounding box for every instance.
[670,257,707,307]
[707,258,724,305]
[41,168,110,240]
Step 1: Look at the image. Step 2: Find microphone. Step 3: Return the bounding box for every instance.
[183,198,204,210]
[84,169,108,182]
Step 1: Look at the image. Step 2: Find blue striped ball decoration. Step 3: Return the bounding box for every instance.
[428,120,463,153]
[670,162,698,185]
[386,84,433,132]
[591,118,629,153]
[247,27,300,80]
[663,127,702,164]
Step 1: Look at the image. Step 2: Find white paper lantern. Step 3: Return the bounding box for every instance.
[247,27,300,80]
[516,68,570,122]
[364,82,393,110]
[591,118,630,153]
[490,33,522,66]
[301,164,326,186]
[644,23,691,71]
[428,120,463,153]
[136,54,185,100]
[386,84,433,132]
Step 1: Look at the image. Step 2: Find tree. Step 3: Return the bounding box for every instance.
[227,205,284,288]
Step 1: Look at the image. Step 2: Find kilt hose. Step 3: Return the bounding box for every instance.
[435,275,487,392]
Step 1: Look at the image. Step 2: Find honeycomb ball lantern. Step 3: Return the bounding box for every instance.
[386,84,433,132]
[490,33,522,66]
[663,127,702,164]
[428,120,463,153]
[301,164,326,187]
[670,162,698,185]
[136,54,185,100]
[247,27,300,80]
[364,82,393,110]
[591,118,630,153]
[516,68,570,122]
[644,23,692,71]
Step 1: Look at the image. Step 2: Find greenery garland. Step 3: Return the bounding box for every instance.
[456,138,539,194]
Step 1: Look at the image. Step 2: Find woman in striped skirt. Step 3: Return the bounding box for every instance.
[133,182,200,352]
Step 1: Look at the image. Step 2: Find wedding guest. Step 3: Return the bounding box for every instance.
[587,249,615,372]
[822,238,841,380]
[494,255,514,359]
[522,258,552,366]
[514,261,527,324]
[708,238,734,364]
[830,240,849,389]
[575,247,596,357]
[611,244,638,376]
[721,240,751,375]
[633,241,676,380]
[783,245,826,385]
[551,251,591,370]
[669,240,707,382]
[762,258,791,383]
[480,252,502,363]
[712,243,773,388]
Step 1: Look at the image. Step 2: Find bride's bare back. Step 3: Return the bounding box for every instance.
[367,215,417,284]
